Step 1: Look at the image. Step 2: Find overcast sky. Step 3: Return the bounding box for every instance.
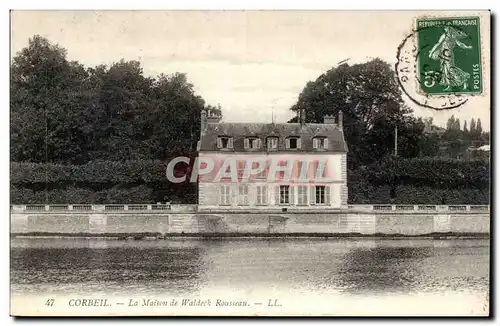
[11,10,490,130]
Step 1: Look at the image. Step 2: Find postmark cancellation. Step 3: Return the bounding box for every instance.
[396,13,488,111]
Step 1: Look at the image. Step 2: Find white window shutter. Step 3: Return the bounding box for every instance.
[285,138,290,149]
[297,138,302,149]
[324,138,329,149]
[325,186,331,205]
[310,186,316,205]
[259,185,268,205]
[220,185,225,205]
[231,185,237,205]
[228,137,234,149]
[274,185,280,205]
[217,137,222,148]
[207,185,216,205]
[313,138,318,149]
[244,138,249,149]
[256,139,261,149]
[289,186,294,205]
[331,185,338,207]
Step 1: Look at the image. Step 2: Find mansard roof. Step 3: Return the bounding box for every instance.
[199,122,348,153]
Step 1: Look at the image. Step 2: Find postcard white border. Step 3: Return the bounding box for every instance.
[3,0,497,324]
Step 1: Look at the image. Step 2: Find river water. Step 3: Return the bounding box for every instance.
[10,238,490,316]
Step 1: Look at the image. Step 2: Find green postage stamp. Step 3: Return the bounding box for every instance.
[416,16,482,95]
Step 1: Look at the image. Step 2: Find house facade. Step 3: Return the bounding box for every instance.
[197,111,348,211]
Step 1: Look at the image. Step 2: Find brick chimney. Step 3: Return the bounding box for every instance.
[323,115,336,124]
[338,110,343,129]
[206,110,222,124]
[201,110,208,133]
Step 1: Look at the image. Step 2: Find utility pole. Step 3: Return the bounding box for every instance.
[271,98,277,124]
[394,125,398,156]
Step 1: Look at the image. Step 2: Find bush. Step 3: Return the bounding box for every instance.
[10,157,490,204]
[361,156,489,188]
[348,185,489,204]
[347,157,489,204]
[10,185,154,204]
[11,160,167,184]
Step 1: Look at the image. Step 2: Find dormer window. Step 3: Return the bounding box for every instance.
[267,137,278,150]
[286,137,301,150]
[217,136,233,149]
[244,137,261,150]
[313,137,328,150]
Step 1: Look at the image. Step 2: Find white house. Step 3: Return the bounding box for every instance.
[197,110,349,211]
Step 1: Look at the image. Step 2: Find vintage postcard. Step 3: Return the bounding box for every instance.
[10,10,490,317]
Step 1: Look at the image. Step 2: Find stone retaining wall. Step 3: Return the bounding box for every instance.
[10,211,490,236]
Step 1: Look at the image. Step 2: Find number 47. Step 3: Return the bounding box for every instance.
[45,299,55,306]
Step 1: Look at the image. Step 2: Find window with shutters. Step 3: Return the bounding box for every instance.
[279,185,290,204]
[313,137,328,150]
[217,136,233,149]
[220,185,231,206]
[267,137,278,150]
[297,185,308,205]
[315,185,326,204]
[238,184,249,205]
[256,185,268,205]
[286,137,301,149]
[244,137,261,150]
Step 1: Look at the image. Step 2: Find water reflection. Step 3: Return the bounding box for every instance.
[10,238,489,298]
[11,239,206,295]
[338,246,433,294]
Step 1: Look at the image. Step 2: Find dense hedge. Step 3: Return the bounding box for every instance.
[10,157,490,204]
[348,184,489,204]
[10,160,196,204]
[11,160,169,184]
[12,157,489,187]
[359,157,489,188]
[10,185,154,204]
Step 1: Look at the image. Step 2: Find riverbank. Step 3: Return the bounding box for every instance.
[11,204,490,237]
[11,232,490,240]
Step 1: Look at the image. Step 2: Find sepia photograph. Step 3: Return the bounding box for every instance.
[9,10,490,317]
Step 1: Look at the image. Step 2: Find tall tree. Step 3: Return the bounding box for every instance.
[476,118,483,136]
[446,115,455,130]
[11,35,91,164]
[11,35,221,164]
[463,120,468,133]
[88,59,155,161]
[289,59,415,168]
[418,133,440,157]
[470,118,476,135]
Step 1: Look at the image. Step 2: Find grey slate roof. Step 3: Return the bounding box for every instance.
[199,122,348,153]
